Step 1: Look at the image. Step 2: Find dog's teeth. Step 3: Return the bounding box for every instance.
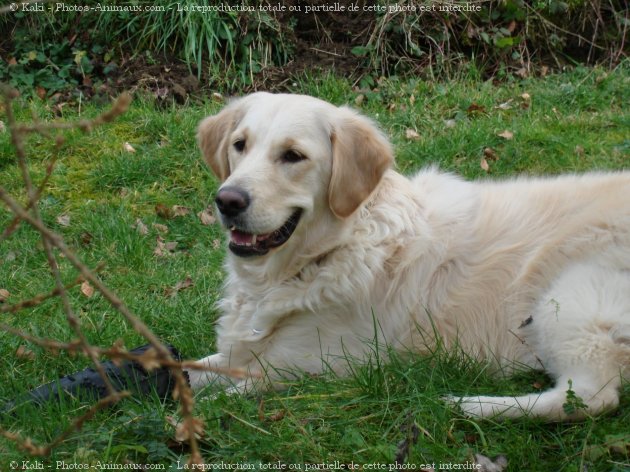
[252,234,257,244]
[230,226,236,231]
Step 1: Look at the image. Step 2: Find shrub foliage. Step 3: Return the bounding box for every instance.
[0,0,627,95]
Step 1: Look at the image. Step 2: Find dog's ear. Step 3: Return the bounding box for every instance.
[197,104,241,182]
[329,109,394,218]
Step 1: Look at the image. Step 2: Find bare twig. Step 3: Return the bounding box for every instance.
[0,429,47,456]
[0,155,58,243]
[0,321,252,378]
[523,2,606,52]
[0,86,204,463]
[0,273,85,314]
[4,86,119,398]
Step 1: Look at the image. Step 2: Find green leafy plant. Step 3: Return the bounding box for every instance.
[563,379,589,416]
[359,0,627,80]
[1,0,293,95]
[0,37,108,97]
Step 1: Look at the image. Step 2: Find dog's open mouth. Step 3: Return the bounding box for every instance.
[228,210,302,257]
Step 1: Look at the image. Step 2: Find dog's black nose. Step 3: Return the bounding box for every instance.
[215,186,250,217]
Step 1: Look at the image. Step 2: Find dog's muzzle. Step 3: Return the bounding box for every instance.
[214,187,302,257]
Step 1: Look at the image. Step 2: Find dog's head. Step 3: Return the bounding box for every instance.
[198,92,393,258]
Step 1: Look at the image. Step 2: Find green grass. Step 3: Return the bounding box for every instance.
[1,64,629,469]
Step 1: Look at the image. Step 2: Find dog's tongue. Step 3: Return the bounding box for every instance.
[231,229,255,245]
[230,229,271,246]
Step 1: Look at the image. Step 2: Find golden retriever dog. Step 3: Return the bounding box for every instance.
[188,92,630,421]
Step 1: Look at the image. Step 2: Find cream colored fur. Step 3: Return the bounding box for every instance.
[189,92,630,421]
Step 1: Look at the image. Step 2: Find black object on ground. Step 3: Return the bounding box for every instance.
[3,344,189,413]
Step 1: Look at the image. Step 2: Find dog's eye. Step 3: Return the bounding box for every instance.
[281,150,306,163]
[233,140,246,152]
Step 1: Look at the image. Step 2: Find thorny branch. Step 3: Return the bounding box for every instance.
[0,86,215,464]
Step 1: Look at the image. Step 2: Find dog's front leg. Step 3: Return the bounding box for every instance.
[187,351,272,394]
[186,353,235,391]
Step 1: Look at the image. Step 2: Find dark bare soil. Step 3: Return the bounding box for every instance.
[103,5,375,102]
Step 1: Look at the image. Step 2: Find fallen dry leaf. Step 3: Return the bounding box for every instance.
[197,206,216,226]
[484,147,500,161]
[212,92,223,102]
[80,232,93,246]
[409,94,416,105]
[405,128,420,141]
[444,119,456,128]
[56,214,71,227]
[123,142,136,153]
[152,223,169,234]
[497,130,514,140]
[480,147,499,172]
[154,236,167,256]
[354,94,365,106]
[53,102,67,116]
[0,288,9,303]
[520,92,531,102]
[155,203,174,219]
[154,236,177,257]
[133,218,149,236]
[16,345,36,360]
[466,103,486,116]
[80,281,94,298]
[172,205,191,217]
[268,410,286,422]
[212,239,221,250]
[164,276,194,297]
[495,99,513,110]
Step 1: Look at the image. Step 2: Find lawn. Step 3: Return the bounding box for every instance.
[1,65,629,470]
